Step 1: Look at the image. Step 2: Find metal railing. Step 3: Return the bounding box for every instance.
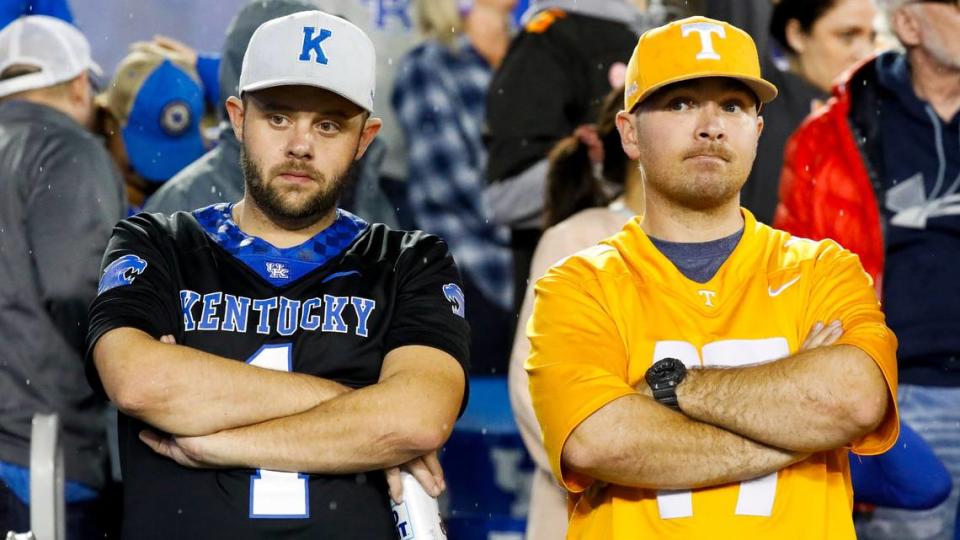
[4,413,65,540]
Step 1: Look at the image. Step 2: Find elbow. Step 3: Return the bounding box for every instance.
[383,416,454,456]
[93,334,167,420]
[108,373,167,420]
[562,430,621,475]
[831,380,888,443]
[562,436,597,474]
[847,390,888,436]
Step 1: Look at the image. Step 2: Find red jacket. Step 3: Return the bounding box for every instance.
[774,56,885,290]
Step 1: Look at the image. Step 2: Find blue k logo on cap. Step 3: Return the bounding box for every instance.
[299,27,332,64]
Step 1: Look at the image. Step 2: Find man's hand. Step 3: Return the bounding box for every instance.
[386,451,445,504]
[801,320,843,350]
[129,35,199,67]
[139,429,211,468]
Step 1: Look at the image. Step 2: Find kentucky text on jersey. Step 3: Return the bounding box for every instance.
[180,290,377,337]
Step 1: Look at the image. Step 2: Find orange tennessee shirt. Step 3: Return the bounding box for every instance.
[526,210,899,539]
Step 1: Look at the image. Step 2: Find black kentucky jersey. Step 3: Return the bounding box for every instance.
[86,204,470,539]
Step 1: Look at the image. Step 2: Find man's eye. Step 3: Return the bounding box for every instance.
[723,102,743,113]
[669,98,693,111]
[318,121,341,133]
[269,115,288,126]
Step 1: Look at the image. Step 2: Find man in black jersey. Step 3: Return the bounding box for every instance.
[86,10,469,539]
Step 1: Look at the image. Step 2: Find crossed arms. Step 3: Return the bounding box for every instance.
[562,328,889,490]
[528,250,897,493]
[93,327,464,486]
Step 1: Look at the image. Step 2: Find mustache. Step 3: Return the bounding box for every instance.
[683,144,734,162]
[269,161,323,181]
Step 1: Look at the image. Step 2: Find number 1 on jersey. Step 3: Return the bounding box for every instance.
[247,344,310,519]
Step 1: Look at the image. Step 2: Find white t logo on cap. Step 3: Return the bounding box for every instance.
[681,22,726,61]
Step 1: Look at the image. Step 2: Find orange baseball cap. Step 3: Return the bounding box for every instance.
[624,16,778,112]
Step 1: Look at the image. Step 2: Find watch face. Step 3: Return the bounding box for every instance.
[647,357,686,386]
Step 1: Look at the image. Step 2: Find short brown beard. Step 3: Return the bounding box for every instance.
[240,144,359,231]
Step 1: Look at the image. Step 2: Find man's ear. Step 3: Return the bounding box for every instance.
[890,7,921,48]
[354,116,383,161]
[616,110,642,161]
[68,71,90,104]
[784,19,807,55]
[225,96,245,141]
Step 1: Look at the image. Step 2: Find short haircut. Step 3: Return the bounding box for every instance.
[0,64,72,101]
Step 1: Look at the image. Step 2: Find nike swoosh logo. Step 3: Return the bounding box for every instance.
[322,270,361,283]
[768,275,801,297]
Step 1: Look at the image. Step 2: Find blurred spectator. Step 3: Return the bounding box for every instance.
[96,45,206,211]
[483,0,646,317]
[0,0,72,29]
[507,87,640,540]
[139,35,223,117]
[0,15,125,537]
[776,1,960,538]
[743,0,878,223]
[392,0,515,373]
[319,0,424,220]
[704,0,772,56]
[146,0,400,228]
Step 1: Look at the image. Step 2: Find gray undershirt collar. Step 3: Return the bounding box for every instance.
[649,228,744,284]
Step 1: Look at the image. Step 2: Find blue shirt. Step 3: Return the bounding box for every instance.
[392,36,512,311]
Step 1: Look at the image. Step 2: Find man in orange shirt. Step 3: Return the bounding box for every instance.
[526,16,899,539]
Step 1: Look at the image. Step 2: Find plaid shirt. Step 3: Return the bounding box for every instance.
[392,36,513,311]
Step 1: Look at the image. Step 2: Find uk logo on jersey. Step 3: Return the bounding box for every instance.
[266,262,290,280]
[98,254,148,295]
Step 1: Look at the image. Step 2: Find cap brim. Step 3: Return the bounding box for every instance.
[241,78,373,112]
[632,72,778,110]
[122,126,205,183]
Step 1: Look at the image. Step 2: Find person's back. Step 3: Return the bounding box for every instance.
[0,15,125,537]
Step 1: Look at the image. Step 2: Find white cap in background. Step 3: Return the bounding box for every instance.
[0,15,102,98]
[239,10,376,112]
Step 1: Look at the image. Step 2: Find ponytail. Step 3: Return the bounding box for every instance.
[543,85,628,228]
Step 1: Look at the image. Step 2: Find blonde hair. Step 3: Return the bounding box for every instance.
[414,0,463,47]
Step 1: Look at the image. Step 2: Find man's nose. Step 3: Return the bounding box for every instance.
[696,104,725,141]
[285,123,315,160]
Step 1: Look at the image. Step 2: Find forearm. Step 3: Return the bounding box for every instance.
[95,328,350,436]
[564,395,806,490]
[677,344,888,452]
[179,346,464,473]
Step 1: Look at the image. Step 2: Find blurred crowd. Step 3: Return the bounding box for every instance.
[1,0,959,538]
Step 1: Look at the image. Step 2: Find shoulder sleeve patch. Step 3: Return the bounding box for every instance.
[524,8,567,34]
[97,254,148,295]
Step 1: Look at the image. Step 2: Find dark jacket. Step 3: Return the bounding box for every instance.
[776,51,960,385]
[0,99,125,489]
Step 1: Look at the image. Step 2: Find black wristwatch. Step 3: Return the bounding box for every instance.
[645,357,687,411]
